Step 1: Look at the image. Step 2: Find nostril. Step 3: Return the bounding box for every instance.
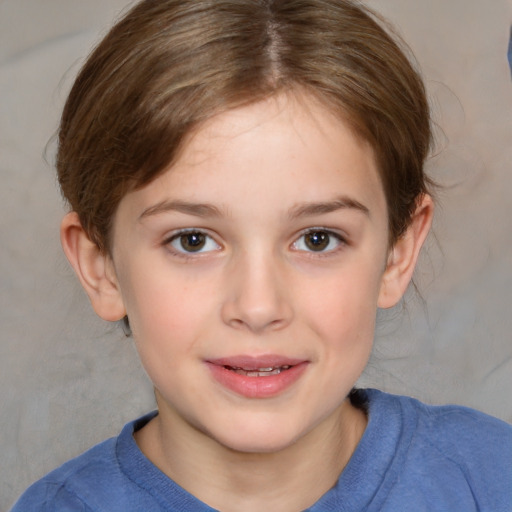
[222,304,293,333]
[220,260,294,332]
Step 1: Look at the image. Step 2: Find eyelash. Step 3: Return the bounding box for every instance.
[163,227,347,259]
[163,229,221,260]
[292,228,347,256]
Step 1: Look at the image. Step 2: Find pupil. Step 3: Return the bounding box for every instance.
[181,233,206,252]
[305,231,329,251]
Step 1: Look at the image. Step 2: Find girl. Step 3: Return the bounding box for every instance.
[11,1,512,510]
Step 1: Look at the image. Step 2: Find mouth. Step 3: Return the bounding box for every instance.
[223,365,292,377]
[206,356,308,398]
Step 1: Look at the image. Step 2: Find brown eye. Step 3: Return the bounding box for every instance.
[293,229,343,253]
[179,232,206,252]
[304,231,330,251]
[164,229,222,257]
[165,229,221,255]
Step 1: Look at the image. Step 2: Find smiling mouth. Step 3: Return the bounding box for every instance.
[207,358,308,398]
[224,365,292,377]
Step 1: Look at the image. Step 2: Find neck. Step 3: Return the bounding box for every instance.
[135,397,366,512]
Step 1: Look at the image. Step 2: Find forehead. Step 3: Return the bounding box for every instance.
[117,92,386,223]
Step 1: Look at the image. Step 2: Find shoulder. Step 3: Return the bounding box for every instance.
[384,390,512,458]
[363,387,512,442]
[9,412,160,512]
[363,389,512,510]
[10,437,117,512]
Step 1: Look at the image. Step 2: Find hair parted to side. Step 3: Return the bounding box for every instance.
[57,0,432,253]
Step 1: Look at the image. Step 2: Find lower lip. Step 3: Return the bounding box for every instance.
[206,362,309,399]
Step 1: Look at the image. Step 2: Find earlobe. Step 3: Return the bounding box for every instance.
[378,194,434,309]
[60,212,126,321]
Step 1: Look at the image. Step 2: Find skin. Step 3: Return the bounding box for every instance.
[61,91,433,512]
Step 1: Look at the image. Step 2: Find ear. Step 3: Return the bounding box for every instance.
[378,194,434,309]
[60,212,126,321]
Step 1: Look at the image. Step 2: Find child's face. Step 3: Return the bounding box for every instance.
[109,92,392,452]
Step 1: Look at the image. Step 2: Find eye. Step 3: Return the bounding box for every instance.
[168,230,220,254]
[293,229,344,253]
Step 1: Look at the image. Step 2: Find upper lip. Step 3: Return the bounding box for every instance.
[206,355,307,370]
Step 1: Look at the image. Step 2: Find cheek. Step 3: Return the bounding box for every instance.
[118,265,218,358]
[308,262,382,318]
[301,260,383,354]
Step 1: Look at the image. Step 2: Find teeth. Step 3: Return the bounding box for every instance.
[239,368,281,377]
[227,365,292,377]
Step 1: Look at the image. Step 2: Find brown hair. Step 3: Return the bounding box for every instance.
[57,0,432,253]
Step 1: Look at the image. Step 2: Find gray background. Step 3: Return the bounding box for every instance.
[1,0,511,509]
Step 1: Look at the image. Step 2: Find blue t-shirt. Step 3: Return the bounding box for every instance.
[10,389,512,511]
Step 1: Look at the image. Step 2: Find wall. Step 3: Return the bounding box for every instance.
[1,0,511,509]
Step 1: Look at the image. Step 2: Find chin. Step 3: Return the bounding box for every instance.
[206,416,309,455]
[221,436,299,455]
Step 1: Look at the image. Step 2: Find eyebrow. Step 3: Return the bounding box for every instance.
[138,200,223,220]
[138,196,369,221]
[288,197,370,219]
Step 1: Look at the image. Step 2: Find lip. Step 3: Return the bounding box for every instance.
[206,355,309,399]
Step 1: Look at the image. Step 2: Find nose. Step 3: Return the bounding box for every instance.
[221,250,293,334]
